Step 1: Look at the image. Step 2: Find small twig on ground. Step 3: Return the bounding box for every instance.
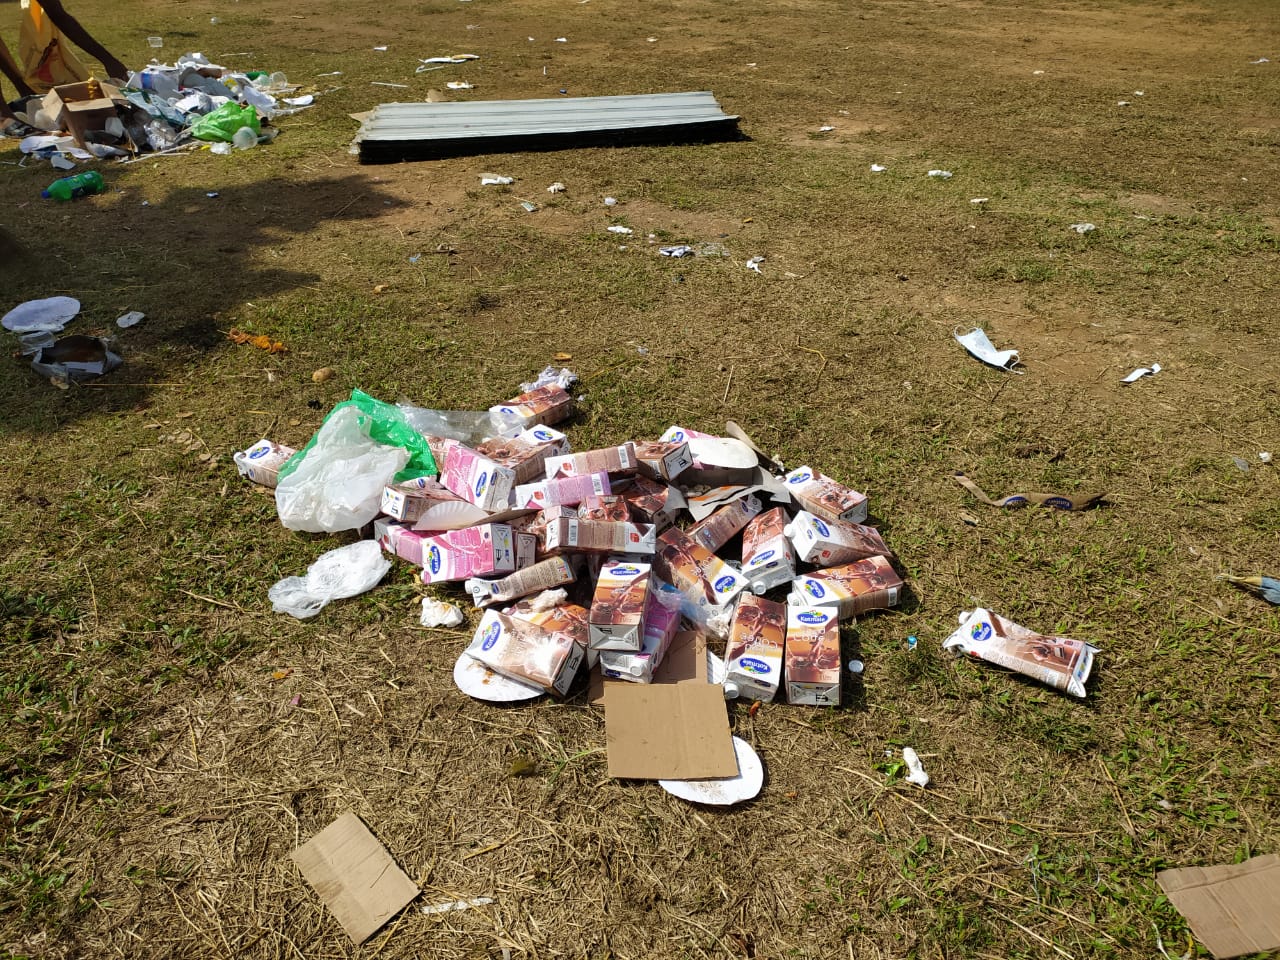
[1096,757,1137,837]
[993,910,1074,959]
[179,589,245,613]
[722,366,734,403]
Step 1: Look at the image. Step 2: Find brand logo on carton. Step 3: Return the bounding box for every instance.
[248,443,271,460]
[970,620,993,643]
[480,620,502,651]
[803,580,826,599]
[739,657,771,675]
[751,549,775,564]
[1043,496,1072,510]
[669,429,686,442]
[610,564,641,576]
[713,575,737,594]
[788,470,812,484]
[427,545,442,575]
[813,518,830,537]
[797,610,828,625]
[474,472,489,499]
[533,429,553,441]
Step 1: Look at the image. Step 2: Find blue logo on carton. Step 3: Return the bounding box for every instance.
[739,657,771,676]
[797,610,827,625]
[533,429,553,442]
[970,621,993,642]
[813,518,830,537]
[427,545,442,575]
[248,443,270,460]
[480,620,502,651]
[669,429,686,442]
[475,472,489,499]
[788,470,812,485]
[610,564,641,576]
[803,580,825,599]
[713,575,737,594]
[751,549,775,564]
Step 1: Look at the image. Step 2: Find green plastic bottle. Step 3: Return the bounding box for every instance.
[41,171,106,202]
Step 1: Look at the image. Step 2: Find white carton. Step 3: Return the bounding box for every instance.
[740,506,797,594]
[784,510,891,567]
[783,466,868,523]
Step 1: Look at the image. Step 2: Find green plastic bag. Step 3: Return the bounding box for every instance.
[278,389,439,485]
[189,101,261,142]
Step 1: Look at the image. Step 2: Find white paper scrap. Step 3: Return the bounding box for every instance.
[955,328,1021,372]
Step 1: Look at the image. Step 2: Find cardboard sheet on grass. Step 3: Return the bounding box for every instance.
[600,632,738,780]
[1157,854,1280,959]
[292,813,419,944]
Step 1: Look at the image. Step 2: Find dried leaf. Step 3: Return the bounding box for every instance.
[228,327,287,354]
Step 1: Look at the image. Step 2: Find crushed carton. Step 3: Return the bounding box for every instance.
[419,524,516,583]
[466,556,577,607]
[785,510,891,566]
[490,384,574,429]
[655,527,749,635]
[515,471,609,509]
[686,493,762,553]
[476,425,571,484]
[544,518,656,555]
[578,495,631,521]
[785,606,841,706]
[620,475,685,532]
[465,609,584,695]
[784,466,868,523]
[633,439,694,482]
[545,442,638,479]
[234,439,296,488]
[740,506,797,594]
[790,555,903,618]
[724,594,788,701]
[943,607,1098,698]
[589,561,651,650]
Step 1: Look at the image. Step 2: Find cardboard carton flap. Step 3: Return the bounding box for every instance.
[1157,854,1280,959]
[604,681,738,780]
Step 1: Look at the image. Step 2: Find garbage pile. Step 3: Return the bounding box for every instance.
[10,52,313,165]
[237,370,910,804]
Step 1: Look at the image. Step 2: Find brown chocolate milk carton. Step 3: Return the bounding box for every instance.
[686,494,763,553]
[465,610,584,696]
[784,510,891,567]
[723,594,787,702]
[588,560,651,651]
[785,606,841,706]
[740,507,797,594]
[790,555,903,618]
[783,466,869,523]
[489,385,575,429]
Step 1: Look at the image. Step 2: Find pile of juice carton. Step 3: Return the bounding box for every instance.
[242,382,904,706]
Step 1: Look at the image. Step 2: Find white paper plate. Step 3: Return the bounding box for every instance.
[453,652,543,702]
[2,296,80,333]
[659,736,763,806]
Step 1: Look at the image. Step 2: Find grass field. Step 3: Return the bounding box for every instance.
[1,0,1278,957]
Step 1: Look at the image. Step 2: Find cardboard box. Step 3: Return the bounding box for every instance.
[785,510,891,566]
[544,518,656,555]
[633,440,694,482]
[724,594,788,702]
[419,523,516,583]
[43,80,129,148]
[785,606,841,706]
[620,476,685,533]
[545,442,637,480]
[439,440,516,513]
[490,384,575,429]
[515,471,610,509]
[790,555,903,618]
[686,494,763,553]
[465,609,584,696]
[783,466,869,523]
[588,561,651,650]
[1157,854,1280,959]
[234,438,296,489]
[740,506,797,594]
[475,425,571,484]
[598,586,681,682]
[466,556,577,607]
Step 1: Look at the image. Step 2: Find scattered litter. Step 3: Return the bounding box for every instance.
[902,747,930,788]
[228,327,286,353]
[647,37,658,42]
[1219,575,1280,605]
[555,37,568,42]
[818,125,835,132]
[115,311,145,329]
[421,597,466,627]
[659,736,764,806]
[446,81,474,90]
[1070,222,1097,234]
[419,54,479,64]
[847,659,864,674]
[371,82,409,88]
[1121,362,1160,383]
[1260,452,1273,463]
[954,327,1021,372]
[519,366,578,392]
[50,154,75,171]
[2,296,80,333]
[927,169,953,179]
[454,652,544,701]
[943,607,1098,698]
[312,367,335,383]
[520,200,538,213]
[409,254,422,263]
[292,813,419,945]
[604,196,618,206]
[1134,90,1145,96]
[1249,57,1270,64]
[607,225,633,235]
[1117,100,1130,106]
[30,335,122,383]
[907,635,918,650]
[746,256,765,274]
[954,472,1105,511]
[970,197,989,205]
[870,163,886,172]
[480,174,514,185]
[1157,854,1280,959]
[421,897,494,916]
[283,94,314,107]
[547,181,566,193]
[660,245,694,257]
[372,45,388,51]
[1232,455,1251,472]
[269,540,391,619]
[206,192,220,198]
[1033,69,1045,75]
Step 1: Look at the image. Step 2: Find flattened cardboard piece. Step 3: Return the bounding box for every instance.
[604,681,738,780]
[291,812,419,944]
[1157,854,1280,959]
[954,472,1104,512]
[589,631,706,705]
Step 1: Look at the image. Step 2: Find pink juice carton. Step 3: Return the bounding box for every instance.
[784,510,891,567]
[740,507,797,594]
[515,471,610,509]
[420,523,516,584]
[439,440,516,512]
[783,466,869,523]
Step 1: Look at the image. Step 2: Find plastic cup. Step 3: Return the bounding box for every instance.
[147,36,163,48]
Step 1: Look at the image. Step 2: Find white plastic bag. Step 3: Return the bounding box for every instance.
[275,406,408,533]
[270,540,391,619]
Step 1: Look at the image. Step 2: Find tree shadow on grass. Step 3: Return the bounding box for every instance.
[0,168,403,433]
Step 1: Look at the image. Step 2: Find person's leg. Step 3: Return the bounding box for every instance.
[0,34,37,97]
[34,0,128,80]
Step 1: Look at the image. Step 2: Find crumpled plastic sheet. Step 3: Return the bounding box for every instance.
[269,540,391,619]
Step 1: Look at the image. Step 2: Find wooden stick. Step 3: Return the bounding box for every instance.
[1096,757,1137,837]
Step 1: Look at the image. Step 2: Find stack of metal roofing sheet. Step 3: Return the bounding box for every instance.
[353,91,741,163]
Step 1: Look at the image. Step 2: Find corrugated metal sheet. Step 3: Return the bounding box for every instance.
[353,91,741,163]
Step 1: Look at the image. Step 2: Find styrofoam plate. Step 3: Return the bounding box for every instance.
[659,735,763,806]
[2,296,80,333]
[453,652,543,702]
